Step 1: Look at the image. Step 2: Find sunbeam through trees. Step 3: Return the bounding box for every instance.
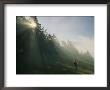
[16,16,94,74]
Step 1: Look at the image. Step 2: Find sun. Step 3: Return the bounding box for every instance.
[23,16,37,29]
[29,21,37,28]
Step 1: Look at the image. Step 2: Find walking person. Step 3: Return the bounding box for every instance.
[74,59,78,71]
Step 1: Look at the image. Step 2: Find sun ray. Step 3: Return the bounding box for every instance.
[23,16,37,29]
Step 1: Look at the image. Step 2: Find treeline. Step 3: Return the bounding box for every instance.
[16,16,94,74]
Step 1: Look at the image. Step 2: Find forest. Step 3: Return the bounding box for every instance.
[16,16,94,74]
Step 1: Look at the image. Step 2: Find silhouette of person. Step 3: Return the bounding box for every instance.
[74,59,78,70]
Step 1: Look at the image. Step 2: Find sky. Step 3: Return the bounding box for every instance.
[37,16,94,57]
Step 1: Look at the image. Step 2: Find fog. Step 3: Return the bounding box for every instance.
[16,16,94,74]
[37,16,94,57]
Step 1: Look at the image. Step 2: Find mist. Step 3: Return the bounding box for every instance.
[37,16,94,57]
[16,16,94,74]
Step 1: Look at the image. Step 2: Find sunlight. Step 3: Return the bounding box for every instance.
[23,16,37,29]
[28,21,37,28]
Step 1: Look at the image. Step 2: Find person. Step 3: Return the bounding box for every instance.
[74,59,78,70]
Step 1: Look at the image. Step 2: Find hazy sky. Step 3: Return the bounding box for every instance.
[37,16,94,57]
